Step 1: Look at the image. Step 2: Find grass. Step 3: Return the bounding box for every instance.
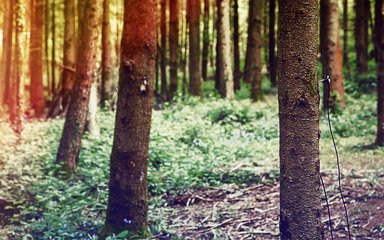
[0,87,383,239]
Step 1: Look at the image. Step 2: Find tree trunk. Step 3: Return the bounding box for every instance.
[169,0,179,99]
[29,0,45,117]
[278,1,321,239]
[51,1,56,94]
[320,0,345,110]
[85,81,100,138]
[245,0,263,101]
[343,0,352,79]
[355,0,369,74]
[44,0,51,97]
[56,0,101,173]
[188,0,202,96]
[375,0,384,145]
[100,0,156,237]
[101,0,112,108]
[217,0,234,99]
[268,0,276,87]
[1,0,14,111]
[160,0,168,100]
[202,0,210,82]
[11,0,25,135]
[233,0,241,91]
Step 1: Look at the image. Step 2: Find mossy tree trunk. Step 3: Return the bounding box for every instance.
[188,0,202,96]
[100,0,156,237]
[202,0,210,82]
[169,0,179,99]
[101,0,112,109]
[233,0,241,91]
[375,0,384,145]
[355,0,370,74]
[160,0,168,100]
[278,1,321,239]
[343,0,352,79]
[56,0,101,173]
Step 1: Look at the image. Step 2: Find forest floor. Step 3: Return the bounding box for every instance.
[0,94,384,239]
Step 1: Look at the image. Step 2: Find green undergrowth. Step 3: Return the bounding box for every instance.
[0,92,383,239]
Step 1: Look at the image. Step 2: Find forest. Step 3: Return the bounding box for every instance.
[0,0,383,239]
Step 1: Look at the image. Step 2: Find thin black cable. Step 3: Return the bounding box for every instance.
[320,173,334,240]
[322,75,352,240]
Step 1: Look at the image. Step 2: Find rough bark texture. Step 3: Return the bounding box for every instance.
[188,0,202,96]
[355,0,370,74]
[47,0,76,117]
[100,0,156,236]
[278,1,321,239]
[217,0,234,99]
[169,0,179,99]
[11,0,25,135]
[202,0,210,82]
[245,0,263,101]
[343,0,352,78]
[320,0,345,110]
[29,0,45,117]
[1,0,14,111]
[233,0,241,91]
[269,0,276,87]
[160,0,168,100]
[56,0,101,173]
[376,0,384,145]
[101,0,112,108]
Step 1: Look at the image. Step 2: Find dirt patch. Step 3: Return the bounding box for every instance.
[157,173,383,239]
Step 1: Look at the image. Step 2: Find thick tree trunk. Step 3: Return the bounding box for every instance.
[375,0,384,145]
[11,0,25,135]
[355,0,369,74]
[278,1,321,239]
[245,0,263,101]
[188,0,202,96]
[268,0,276,87]
[217,0,234,99]
[202,0,210,82]
[100,0,156,237]
[29,0,45,117]
[101,0,112,108]
[321,0,345,110]
[343,0,352,79]
[169,0,179,99]
[160,0,168,100]
[233,0,241,91]
[1,0,14,111]
[56,0,101,173]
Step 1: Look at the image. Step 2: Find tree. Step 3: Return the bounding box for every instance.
[343,0,352,78]
[101,0,112,108]
[244,0,263,101]
[233,0,241,91]
[10,0,25,135]
[100,0,156,237]
[375,0,384,145]
[188,0,202,96]
[278,1,321,239]
[217,0,234,98]
[355,0,370,74]
[268,0,276,87]
[56,0,101,173]
[202,0,210,82]
[160,0,168,100]
[1,0,14,112]
[169,0,179,99]
[51,1,56,94]
[320,0,345,109]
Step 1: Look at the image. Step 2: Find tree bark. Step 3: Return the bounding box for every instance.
[11,0,25,135]
[1,0,14,111]
[278,1,321,239]
[233,0,241,91]
[169,0,179,99]
[101,0,112,109]
[56,0,101,173]
[85,81,100,138]
[202,0,210,82]
[188,0,202,96]
[44,0,51,97]
[29,0,45,117]
[355,0,369,74]
[160,0,168,100]
[375,0,384,145]
[51,1,56,94]
[245,0,263,101]
[100,0,156,237]
[343,0,352,79]
[320,0,345,110]
[268,0,276,87]
[217,0,234,99]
